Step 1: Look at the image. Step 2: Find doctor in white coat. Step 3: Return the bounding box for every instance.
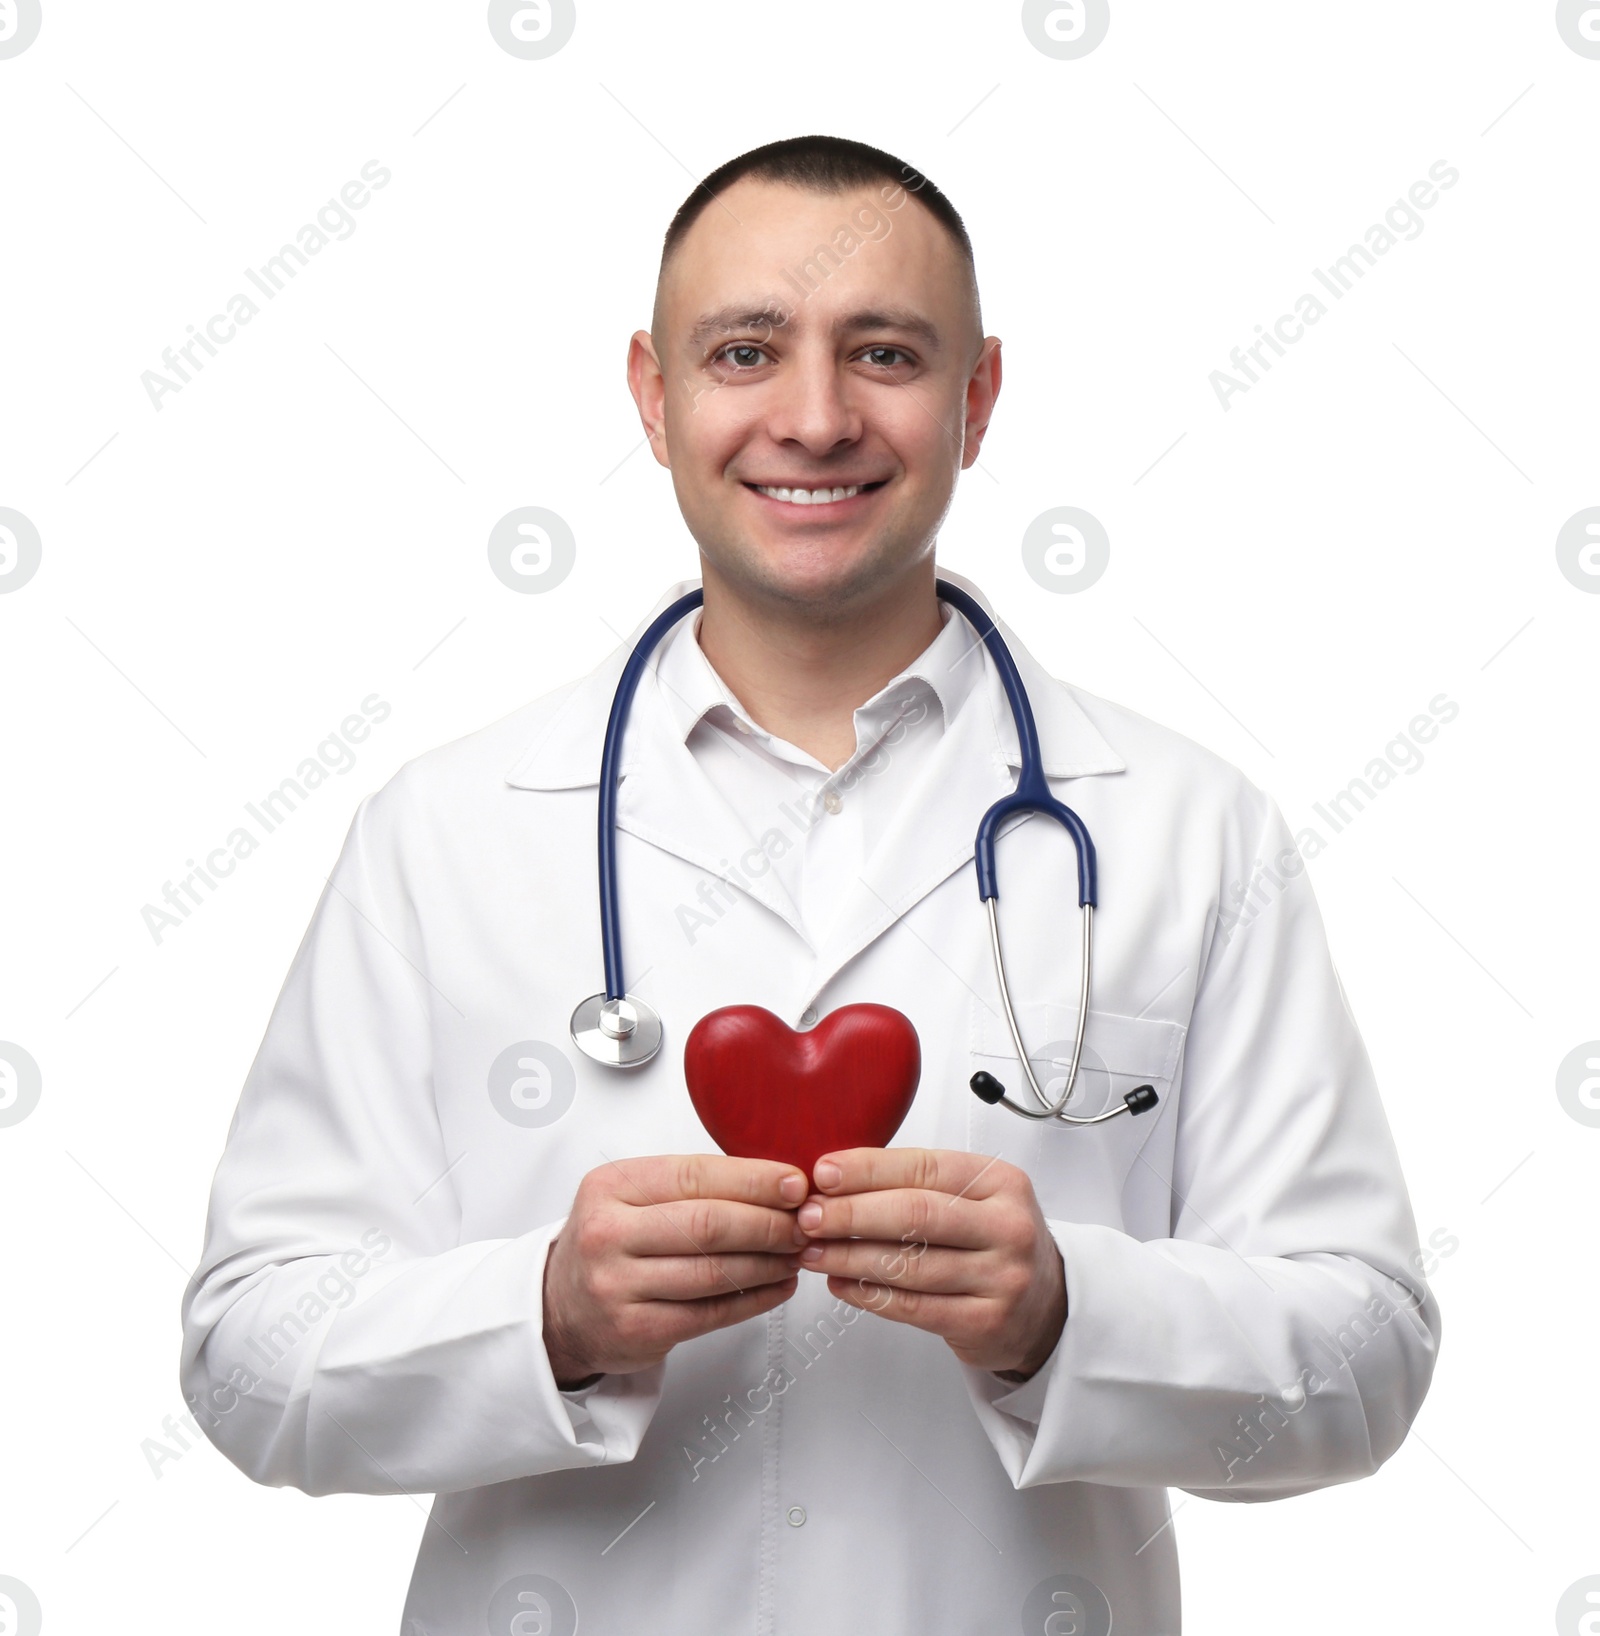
[180,136,1440,1636]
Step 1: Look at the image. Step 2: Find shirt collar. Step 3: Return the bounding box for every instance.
[502,568,1126,790]
[652,597,983,758]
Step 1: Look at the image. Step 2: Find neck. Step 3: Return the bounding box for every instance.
[694,557,944,771]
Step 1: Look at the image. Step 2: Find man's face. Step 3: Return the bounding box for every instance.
[629,176,1001,611]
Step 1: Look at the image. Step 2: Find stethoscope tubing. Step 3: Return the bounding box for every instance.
[596,587,705,1003]
[580,578,1152,1125]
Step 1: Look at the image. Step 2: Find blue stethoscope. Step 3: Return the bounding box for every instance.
[569,578,1158,1125]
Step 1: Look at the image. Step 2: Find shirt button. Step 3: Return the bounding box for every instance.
[800,1006,817,1027]
[822,790,842,815]
[786,1505,807,1527]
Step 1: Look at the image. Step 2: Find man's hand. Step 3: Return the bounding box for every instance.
[793,1148,1067,1379]
[542,1154,808,1387]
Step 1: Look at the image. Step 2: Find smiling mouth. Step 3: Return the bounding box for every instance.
[746,481,887,507]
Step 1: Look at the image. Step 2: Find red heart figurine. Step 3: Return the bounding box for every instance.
[684,1004,921,1182]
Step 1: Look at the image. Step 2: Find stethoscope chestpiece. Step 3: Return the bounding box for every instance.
[571,992,664,1068]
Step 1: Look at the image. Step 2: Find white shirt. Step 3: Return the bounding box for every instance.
[179,570,1439,1636]
[655,601,978,952]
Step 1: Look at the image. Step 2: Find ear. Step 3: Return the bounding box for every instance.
[960,336,1003,469]
[627,329,673,470]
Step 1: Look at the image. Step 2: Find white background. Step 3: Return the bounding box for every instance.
[1,2,1595,1631]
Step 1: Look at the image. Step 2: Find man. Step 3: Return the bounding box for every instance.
[181,137,1440,1634]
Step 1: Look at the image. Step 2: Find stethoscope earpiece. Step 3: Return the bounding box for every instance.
[968,1070,1160,1123]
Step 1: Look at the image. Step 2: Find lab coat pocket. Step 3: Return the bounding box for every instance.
[967,1001,1185,1230]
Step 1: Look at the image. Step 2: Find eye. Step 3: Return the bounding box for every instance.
[714,343,770,371]
[860,346,915,370]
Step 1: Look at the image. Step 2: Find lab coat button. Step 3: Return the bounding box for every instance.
[786,1505,807,1527]
[800,1007,817,1027]
[822,790,842,815]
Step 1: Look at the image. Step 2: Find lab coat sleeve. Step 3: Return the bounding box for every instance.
[960,786,1441,1497]
[178,780,666,1497]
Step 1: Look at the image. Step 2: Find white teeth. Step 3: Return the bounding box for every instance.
[754,484,862,505]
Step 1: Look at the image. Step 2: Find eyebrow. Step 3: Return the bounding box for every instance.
[687,305,791,351]
[686,302,943,355]
[832,307,942,354]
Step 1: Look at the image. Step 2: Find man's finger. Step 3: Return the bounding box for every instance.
[636,1250,806,1302]
[623,1196,809,1259]
[598,1151,808,1209]
[798,1238,992,1293]
[661,1274,800,1341]
[826,1276,975,1337]
[810,1146,1011,1202]
[797,1186,991,1250]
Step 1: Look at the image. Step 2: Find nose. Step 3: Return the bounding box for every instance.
[762,347,862,456]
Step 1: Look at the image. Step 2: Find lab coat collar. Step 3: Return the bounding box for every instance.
[502,567,1126,791]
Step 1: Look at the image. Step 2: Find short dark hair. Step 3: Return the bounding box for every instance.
[660,134,976,273]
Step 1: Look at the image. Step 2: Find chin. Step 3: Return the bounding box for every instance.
[731,536,910,611]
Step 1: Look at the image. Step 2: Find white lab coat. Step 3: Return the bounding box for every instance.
[179,568,1440,1636]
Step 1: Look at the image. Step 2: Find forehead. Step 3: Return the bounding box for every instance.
[657,175,974,344]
